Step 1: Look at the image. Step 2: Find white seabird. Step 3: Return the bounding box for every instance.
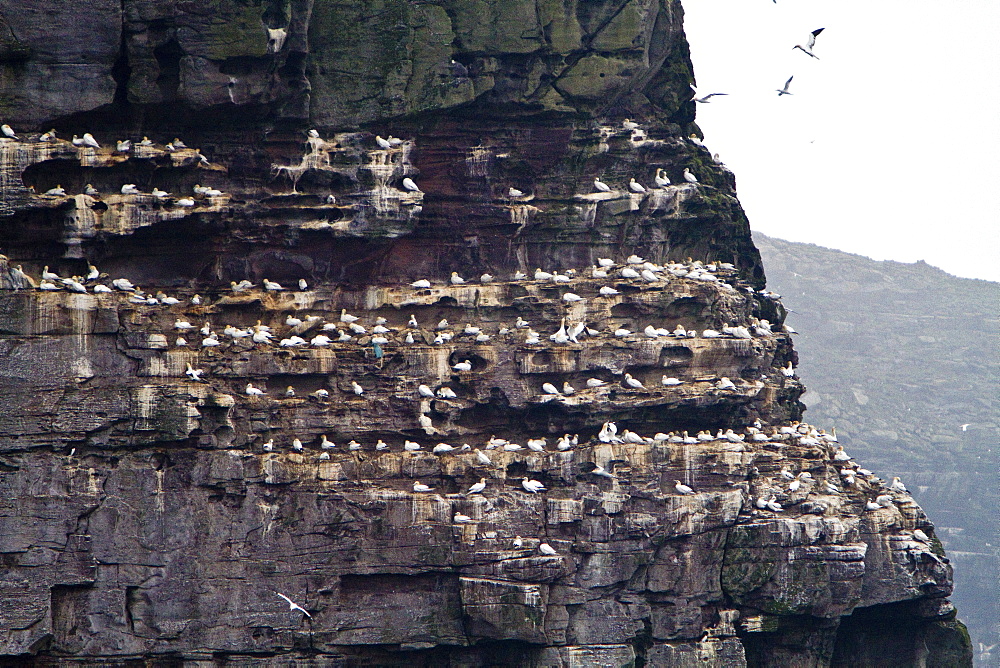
[508,187,524,197]
[562,292,583,302]
[350,381,364,395]
[450,272,466,285]
[624,373,644,389]
[402,177,421,192]
[1,124,18,140]
[538,543,558,556]
[453,360,472,372]
[413,481,434,492]
[593,178,611,193]
[628,178,646,193]
[522,479,546,493]
[654,169,670,188]
[376,135,392,149]
[468,478,487,494]
[683,168,698,184]
[622,119,639,131]
[246,383,264,396]
[674,480,695,495]
[82,133,100,148]
[276,592,312,618]
[689,84,728,103]
[776,75,794,96]
[793,28,825,59]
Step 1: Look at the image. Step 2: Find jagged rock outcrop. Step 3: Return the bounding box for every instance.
[0,1,970,666]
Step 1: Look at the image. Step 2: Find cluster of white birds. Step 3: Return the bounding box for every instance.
[0,125,207,158]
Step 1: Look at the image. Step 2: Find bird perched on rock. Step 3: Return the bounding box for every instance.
[452,360,472,372]
[468,478,487,494]
[246,383,264,396]
[593,178,611,193]
[538,543,558,556]
[674,480,695,495]
[350,381,364,395]
[683,168,698,184]
[521,479,546,493]
[413,481,434,492]
[402,177,421,192]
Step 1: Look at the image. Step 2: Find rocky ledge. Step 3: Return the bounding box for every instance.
[0,257,968,666]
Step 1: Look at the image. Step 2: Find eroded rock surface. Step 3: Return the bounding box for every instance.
[0,0,970,666]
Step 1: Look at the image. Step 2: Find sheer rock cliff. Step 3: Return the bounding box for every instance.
[0,1,971,666]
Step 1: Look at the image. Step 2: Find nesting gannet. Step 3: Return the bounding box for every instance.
[468,478,487,494]
[593,178,611,193]
[479,273,492,283]
[474,449,492,465]
[793,28,825,59]
[403,440,421,452]
[661,376,683,386]
[350,381,364,395]
[276,593,311,618]
[262,439,274,452]
[453,513,473,523]
[433,442,456,454]
[683,168,698,184]
[620,267,640,279]
[562,292,583,303]
[453,360,472,372]
[865,500,882,511]
[413,481,434,492]
[83,184,100,196]
[450,272,466,285]
[591,464,615,479]
[375,135,392,149]
[622,119,639,131]
[437,387,457,399]
[246,383,264,396]
[513,536,523,548]
[401,177,421,192]
[541,383,561,396]
[624,373,644,389]
[418,384,435,398]
[82,133,100,149]
[654,169,671,188]
[38,129,55,142]
[508,187,524,198]
[176,197,195,207]
[435,318,449,330]
[716,377,736,390]
[121,184,140,195]
[139,136,152,146]
[184,363,205,382]
[776,75,794,96]
[538,543,558,556]
[291,438,304,452]
[888,477,907,493]
[674,480,695,495]
[628,178,646,193]
[521,479,546,493]
[263,279,284,291]
[0,124,18,140]
[912,529,930,543]
[116,140,130,152]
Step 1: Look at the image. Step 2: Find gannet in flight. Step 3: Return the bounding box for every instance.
[793,28,825,59]
[776,75,794,96]
[689,84,728,103]
[276,592,312,618]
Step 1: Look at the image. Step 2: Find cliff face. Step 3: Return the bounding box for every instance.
[0,1,970,666]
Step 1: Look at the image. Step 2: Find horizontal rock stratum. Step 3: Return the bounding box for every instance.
[0,0,971,666]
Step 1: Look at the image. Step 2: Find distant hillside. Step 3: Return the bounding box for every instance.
[756,234,1000,665]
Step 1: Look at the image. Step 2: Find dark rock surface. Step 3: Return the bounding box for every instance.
[0,1,970,666]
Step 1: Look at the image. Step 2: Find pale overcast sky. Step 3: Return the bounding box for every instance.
[682,0,1000,283]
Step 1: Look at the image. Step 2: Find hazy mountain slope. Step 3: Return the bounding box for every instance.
[756,233,999,665]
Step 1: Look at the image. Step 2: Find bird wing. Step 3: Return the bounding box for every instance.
[807,28,824,49]
[703,93,728,100]
[782,76,793,91]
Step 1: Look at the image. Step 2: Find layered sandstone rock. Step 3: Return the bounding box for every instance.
[0,0,970,666]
